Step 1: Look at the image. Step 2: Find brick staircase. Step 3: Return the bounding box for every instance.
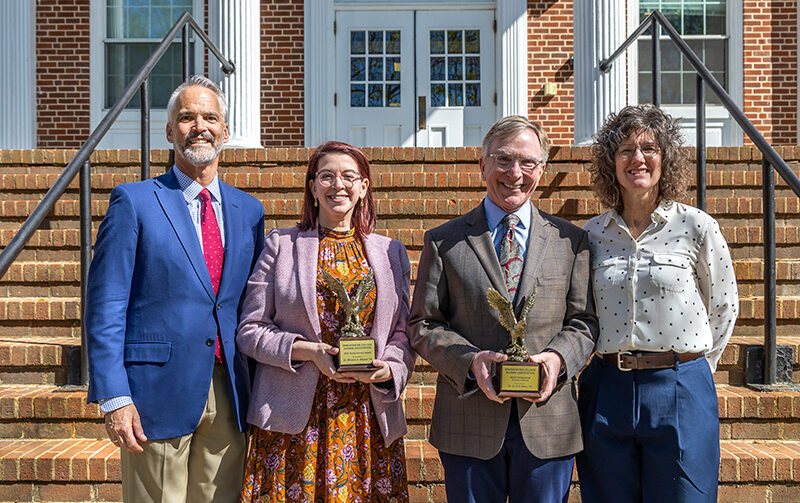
[1,147,800,502]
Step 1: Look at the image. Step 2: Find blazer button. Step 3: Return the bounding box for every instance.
[216,305,221,310]
[206,339,214,347]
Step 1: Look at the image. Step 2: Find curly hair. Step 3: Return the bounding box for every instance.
[590,104,691,213]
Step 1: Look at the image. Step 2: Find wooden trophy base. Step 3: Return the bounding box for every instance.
[496,361,542,398]
[335,336,376,372]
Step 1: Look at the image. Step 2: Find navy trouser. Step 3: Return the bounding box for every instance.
[576,355,719,503]
[439,400,574,503]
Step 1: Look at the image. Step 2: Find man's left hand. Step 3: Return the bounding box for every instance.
[525,351,564,403]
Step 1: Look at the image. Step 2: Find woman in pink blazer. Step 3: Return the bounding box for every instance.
[237,141,414,502]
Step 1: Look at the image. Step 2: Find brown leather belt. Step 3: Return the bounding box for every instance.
[600,351,704,371]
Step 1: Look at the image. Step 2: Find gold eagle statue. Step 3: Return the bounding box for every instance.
[321,268,375,338]
[486,287,537,362]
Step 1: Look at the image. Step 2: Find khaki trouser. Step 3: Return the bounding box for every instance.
[121,364,246,503]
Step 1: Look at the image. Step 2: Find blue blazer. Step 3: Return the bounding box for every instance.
[85,168,265,440]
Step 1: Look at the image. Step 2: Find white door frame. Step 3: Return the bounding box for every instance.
[304,0,527,147]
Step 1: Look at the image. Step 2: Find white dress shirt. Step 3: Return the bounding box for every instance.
[583,201,739,371]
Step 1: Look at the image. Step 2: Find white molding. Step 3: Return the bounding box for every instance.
[573,0,627,145]
[89,0,205,149]
[335,1,494,10]
[304,0,336,147]
[496,0,527,118]
[208,0,262,147]
[1,1,36,148]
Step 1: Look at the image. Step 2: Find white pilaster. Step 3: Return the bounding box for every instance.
[208,0,262,147]
[496,0,527,118]
[304,0,335,147]
[573,0,629,145]
[1,1,36,148]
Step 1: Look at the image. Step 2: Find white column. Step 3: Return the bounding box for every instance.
[1,1,35,148]
[303,0,335,147]
[496,0,528,118]
[573,0,629,145]
[208,0,261,147]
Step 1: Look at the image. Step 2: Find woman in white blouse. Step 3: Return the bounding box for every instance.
[575,105,738,503]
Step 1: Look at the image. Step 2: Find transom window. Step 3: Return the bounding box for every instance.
[430,29,481,107]
[349,30,401,107]
[638,0,727,105]
[105,0,195,109]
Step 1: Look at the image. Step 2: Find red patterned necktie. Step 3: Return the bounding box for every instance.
[499,213,523,297]
[199,188,224,364]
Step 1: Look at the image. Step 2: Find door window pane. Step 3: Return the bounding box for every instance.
[349,29,401,107]
[637,1,728,105]
[429,29,482,107]
[105,0,194,109]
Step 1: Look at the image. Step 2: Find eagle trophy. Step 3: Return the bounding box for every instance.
[486,287,537,362]
[321,268,375,338]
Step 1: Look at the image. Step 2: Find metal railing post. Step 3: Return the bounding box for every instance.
[79,160,92,386]
[763,159,777,384]
[652,17,660,107]
[182,24,191,81]
[140,78,151,180]
[696,75,706,212]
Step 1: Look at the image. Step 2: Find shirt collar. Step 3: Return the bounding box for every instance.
[602,200,676,228]
[483,196,531,232]
[171,165,222,204]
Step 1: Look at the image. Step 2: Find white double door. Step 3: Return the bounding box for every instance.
[335,10,496,147]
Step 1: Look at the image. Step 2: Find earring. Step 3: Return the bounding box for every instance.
[313,197,318,208]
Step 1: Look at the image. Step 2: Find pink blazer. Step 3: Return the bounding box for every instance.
[236,226,414,446]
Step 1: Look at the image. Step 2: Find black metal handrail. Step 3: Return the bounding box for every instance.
[600,10,800,385]
[0,12,234,386]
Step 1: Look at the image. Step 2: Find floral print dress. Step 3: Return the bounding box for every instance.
[240,228,409,503]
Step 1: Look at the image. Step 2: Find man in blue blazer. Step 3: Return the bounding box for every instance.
[85,76,265,502]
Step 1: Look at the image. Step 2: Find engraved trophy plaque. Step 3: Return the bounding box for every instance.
[486,287,542,398]
[321,268,376,372]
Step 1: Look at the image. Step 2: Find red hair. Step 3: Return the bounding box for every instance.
[298,141,376,236]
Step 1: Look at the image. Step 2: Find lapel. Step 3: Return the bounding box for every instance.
[296,227,322,338]
[153,171,215,301]
[362,233,392,342]
[217,181,241,299]
[515,205,553,309]
[464,202,508,297]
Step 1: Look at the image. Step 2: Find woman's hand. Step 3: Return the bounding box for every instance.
[290,340,356,383]
[338,359,393,384]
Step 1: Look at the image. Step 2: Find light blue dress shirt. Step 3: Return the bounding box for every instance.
[483,197,532,258]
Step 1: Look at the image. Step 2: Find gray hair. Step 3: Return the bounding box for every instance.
[481,115,550,164]
[166,75,228,124]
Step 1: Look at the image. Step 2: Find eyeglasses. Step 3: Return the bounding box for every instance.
[486,153,544,174]
[316,171,363,188]
[616,144,660,159]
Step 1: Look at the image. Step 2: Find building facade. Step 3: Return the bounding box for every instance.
[2,0,797,149]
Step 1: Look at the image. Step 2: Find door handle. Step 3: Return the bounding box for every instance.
[418,96,426,130]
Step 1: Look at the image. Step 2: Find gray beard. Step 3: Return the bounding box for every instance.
[176,142,223,166]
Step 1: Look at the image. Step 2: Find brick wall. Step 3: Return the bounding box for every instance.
[35,0,91,149]
[527,1,575,145]
[742,0,798,145]
[259,0,305,147]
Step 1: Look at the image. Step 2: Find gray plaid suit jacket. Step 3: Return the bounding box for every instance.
[408,201,598,460]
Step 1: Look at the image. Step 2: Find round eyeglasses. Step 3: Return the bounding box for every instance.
[486,153,544,174]
[616,144,660,159]
[316,171,363,188]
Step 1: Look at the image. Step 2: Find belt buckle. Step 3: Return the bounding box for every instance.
[617,351,634,371]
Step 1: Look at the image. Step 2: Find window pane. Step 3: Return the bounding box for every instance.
[385,57,401,81]
[351,31,366,54]
[661,6,682,33]
[638,39,652,72]
[430,31,445,54]
[386,31,401,54]
[662,73,681,104]
[430,57,445,81]
[351,84,365,107]
[368,83,383,107]
[368,57,383,81]
[448,57,463,80]
[706,2,726,34]
[704,39,726,72]
[662,41,680,72]
[683,3,704,35]
[368,31,383,54]
[105,42,190,108]
[447,30,462,53]
[351,57,365,81]
[466,83,481,106]
[431,83,446,107]
[448,83,463,106]
[465,30,480,53]
[639,72,653,103]
[465,56,480,80]
[682,74,697,103]
[386,84,401,107]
